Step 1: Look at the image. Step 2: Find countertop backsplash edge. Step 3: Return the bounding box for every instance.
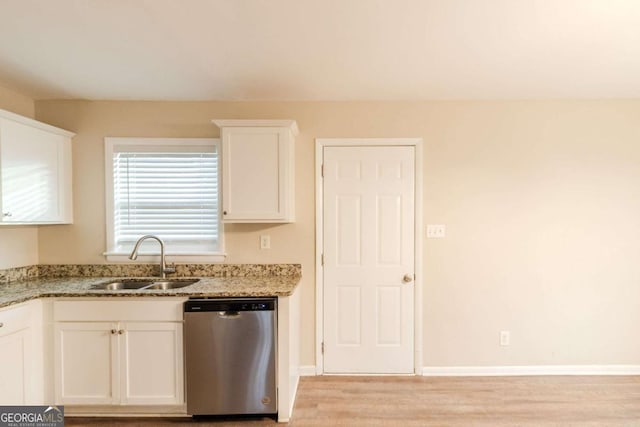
[0,263,302,284]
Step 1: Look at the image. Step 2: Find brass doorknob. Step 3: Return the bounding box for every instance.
[402,274,413,283]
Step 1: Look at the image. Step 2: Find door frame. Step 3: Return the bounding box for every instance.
[315,138,424,375]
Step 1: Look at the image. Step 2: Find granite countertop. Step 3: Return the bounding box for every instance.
[0,275,301,309]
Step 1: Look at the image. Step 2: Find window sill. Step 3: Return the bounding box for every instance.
[103,252,227,264]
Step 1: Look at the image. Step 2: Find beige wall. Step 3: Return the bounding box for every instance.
[0,83,35,117]
[35,100,640,368]
[0,83,39,269]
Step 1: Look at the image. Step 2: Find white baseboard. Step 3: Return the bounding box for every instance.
[298,364,640,377]
[299,365,317,376]
[422,365,640,376]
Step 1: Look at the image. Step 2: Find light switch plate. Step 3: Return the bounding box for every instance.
[427,224,446,238]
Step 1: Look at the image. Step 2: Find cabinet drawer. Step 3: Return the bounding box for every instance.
[53,298,187,322]
[0,304,31,336]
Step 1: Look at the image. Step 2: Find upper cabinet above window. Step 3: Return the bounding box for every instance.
[0,109,74,225]
[213,120,298,223]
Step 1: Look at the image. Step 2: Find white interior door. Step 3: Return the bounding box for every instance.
[323,145,415,374]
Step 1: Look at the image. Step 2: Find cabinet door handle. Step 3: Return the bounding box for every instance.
[2,212,12,217]
[0,322,4,328]
[118,329,125,334]
[110,329,117,335]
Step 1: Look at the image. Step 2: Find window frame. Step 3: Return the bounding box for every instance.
[104,137,226,263]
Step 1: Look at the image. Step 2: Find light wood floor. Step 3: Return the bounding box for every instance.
[65,375,640,426]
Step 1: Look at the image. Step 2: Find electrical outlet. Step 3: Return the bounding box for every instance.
[260,235,271,250]
[426,224,446,238]
[500,330,510,346]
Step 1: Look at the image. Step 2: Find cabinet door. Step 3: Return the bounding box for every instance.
[54,322,118,405]
[0,328,31,404]
[222,126,293,222]
[119,322,184,405]
[0,118,72,224]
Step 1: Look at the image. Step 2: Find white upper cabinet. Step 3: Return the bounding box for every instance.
[0,109,74,224]
[213,119,297,223]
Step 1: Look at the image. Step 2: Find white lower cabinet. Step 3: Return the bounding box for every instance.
[0,301,41,405]
[55,322,116,405]
[53,299,185,407]
[0,317,32,404]
[120,322,183,405]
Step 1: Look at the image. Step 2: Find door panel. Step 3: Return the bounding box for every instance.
[323,146,415,374]
[55,322,117,404]
[376,286,402,346]
[377,194,402,264]
[336,286,361,345]
[336,195,362,265]
[120,322,183,405]
[0,329,28,404]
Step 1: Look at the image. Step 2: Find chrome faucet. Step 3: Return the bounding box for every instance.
[129,235,176,279]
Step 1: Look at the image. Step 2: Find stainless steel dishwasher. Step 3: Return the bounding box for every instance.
[184,298,277,416]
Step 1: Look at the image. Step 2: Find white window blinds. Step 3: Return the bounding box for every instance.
[112,145,219,253]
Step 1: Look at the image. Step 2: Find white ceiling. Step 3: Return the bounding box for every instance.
[1,0,640,101]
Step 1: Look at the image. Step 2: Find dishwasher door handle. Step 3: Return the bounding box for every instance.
[218,310,240,318]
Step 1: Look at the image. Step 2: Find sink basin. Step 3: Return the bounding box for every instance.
[91,278,199,291]
[141,279,199,290]
[91,280,154,290]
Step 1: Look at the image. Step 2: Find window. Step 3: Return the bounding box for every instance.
[104,138,224,261]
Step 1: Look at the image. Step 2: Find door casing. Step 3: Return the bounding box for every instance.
[315,138,424,375]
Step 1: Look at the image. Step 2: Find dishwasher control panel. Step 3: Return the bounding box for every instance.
[185,298,276,312]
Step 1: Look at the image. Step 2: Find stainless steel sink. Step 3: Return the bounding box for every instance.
[91,278,199,291]
[91,280,154,290]
[142,279,199,290]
